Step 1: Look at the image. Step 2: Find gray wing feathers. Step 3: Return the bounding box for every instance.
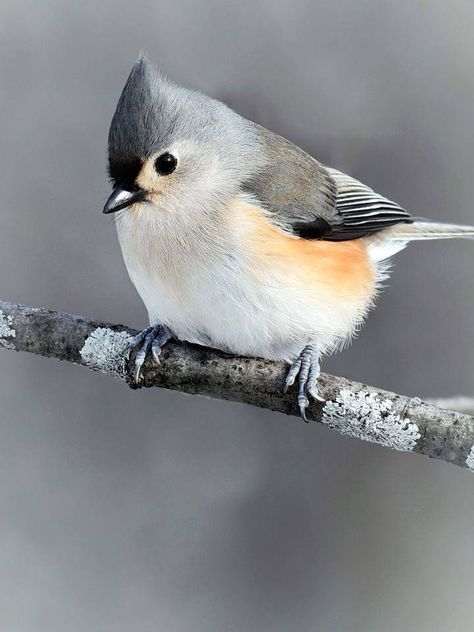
[242,125,474,246]
[244,125,412,240]
[244,124,337,231]
[324,168,412,240]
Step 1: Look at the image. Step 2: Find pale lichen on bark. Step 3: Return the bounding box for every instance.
[321,389,420,451]
[0,298,473,471]
[465,446,474,471]
[80,327,133,378]
[0,309,16,349]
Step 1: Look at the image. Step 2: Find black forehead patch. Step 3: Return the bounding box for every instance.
[108,158,143,187]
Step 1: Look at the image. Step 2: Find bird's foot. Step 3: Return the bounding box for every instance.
[127,324,172,383]
[283,344,325,421]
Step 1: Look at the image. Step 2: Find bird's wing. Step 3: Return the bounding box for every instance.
[322,168,413,241]
[244,125,412,241]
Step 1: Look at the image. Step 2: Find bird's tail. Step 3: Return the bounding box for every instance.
[387,219,474,241]
[367,219,474,261]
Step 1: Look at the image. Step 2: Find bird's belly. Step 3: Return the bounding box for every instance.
[117,199,376,362]
[125,254,374,363]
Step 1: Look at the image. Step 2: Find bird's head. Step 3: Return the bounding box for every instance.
[104,55,263,218]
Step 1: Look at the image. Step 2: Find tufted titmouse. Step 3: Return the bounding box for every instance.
[103,56,474,419]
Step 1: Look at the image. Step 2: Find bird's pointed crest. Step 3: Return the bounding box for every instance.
[108,55,176,161]
[107,56,263,184]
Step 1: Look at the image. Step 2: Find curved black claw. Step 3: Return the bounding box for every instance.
[127,324,172,383]
[283,344,325,421]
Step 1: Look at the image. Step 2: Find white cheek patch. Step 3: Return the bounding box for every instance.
[321,389,420,451]
[80,327,134,378]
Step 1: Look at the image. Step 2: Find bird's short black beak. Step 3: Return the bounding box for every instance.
[103,186,146,214]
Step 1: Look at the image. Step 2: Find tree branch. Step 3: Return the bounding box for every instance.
[0,298,473,471]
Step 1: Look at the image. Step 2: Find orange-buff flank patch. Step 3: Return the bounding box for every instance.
[232,199,376,302]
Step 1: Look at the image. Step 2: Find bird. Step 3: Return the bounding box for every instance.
[103,55,474,420]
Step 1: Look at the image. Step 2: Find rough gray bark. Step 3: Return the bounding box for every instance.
[0,298,473,471]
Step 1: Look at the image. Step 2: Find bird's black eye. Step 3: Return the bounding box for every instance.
[154,152,177,176]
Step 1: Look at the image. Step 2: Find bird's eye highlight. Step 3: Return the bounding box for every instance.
[154,153,177,176]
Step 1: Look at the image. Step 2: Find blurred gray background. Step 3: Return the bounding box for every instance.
[0,1,473,630]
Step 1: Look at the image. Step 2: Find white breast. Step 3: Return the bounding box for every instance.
[115,200,376,362]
